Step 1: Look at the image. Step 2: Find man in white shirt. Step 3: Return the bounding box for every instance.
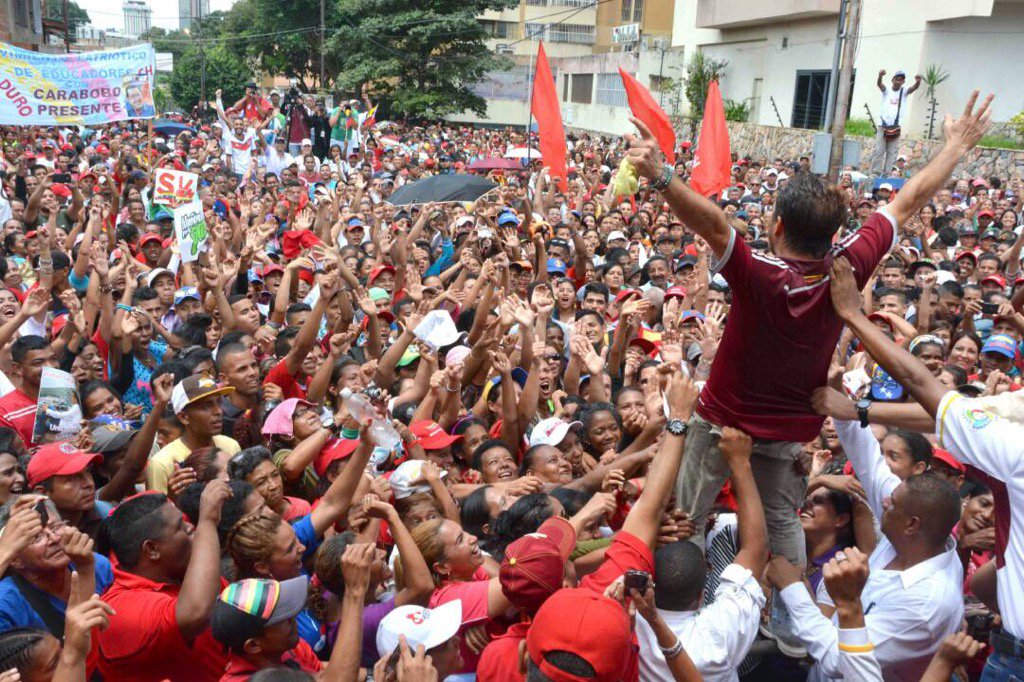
[827,190,1024,682]
[636,427,767,682]
[214,88,263,178]
[264,136,294,177]
[871,69,922,175]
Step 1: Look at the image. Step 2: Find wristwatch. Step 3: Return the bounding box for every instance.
[666,419,689,437]
[856,398,872,428]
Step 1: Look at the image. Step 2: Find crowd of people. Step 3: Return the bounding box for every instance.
[0,75,1018,682]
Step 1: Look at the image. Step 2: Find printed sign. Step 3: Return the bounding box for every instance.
[174,201,209,263]
[153,168,199,207]
[32,367,82,444]
[0,42,155,125]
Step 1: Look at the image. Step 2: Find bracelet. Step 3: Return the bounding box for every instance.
[267,321,283,331]
[659,638,684,659]
[650,164,674,192]
[444,383,460,392]
[115,303,132,312]
[99,285,113,295]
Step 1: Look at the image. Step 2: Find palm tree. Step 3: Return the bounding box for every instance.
[921,63,949,139]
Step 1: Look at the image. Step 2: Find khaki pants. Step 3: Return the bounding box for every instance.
[674,413,808,565]
[871,127,900,176]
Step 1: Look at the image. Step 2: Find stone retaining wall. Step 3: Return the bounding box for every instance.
[725,121,1024,179]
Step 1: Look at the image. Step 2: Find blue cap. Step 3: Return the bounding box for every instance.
[346,216,364,228]
[982,333,1017,359]
[546,258,568,275]
[489,367,529,389]
[174,286,201,305]
[153,208,173,222]
[498,211,519,227]
[247,269,263,284]
[870,365,903,401]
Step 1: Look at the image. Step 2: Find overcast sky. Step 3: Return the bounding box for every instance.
[77,0,237,32]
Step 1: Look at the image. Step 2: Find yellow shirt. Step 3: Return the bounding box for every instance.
[145,435,241,493]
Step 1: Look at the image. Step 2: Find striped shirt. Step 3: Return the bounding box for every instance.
[0,388,37,445]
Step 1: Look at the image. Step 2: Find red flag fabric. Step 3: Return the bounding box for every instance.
[619,68,675,165]
[688,80,731,198]
[530,42,568,192]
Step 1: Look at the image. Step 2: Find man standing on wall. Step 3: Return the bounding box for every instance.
[871,68,922,176]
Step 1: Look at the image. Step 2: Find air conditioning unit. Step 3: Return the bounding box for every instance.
[496,44,513,55]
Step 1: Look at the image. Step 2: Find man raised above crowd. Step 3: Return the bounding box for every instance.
[623,90,994,567]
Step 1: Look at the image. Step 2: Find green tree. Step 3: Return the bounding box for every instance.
[684,51,728,138]
[921,63,949,139]
[221,0,336,91]
[46,0,89,42]
[326,0,517,118]
[170,45,250,110]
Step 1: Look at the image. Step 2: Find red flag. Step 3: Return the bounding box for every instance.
[688,80,731,198]
[619,68,675,165]
[530,42,568,192]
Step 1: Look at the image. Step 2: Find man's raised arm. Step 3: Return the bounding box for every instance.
[625,118,732,259]
[886,91,992,227]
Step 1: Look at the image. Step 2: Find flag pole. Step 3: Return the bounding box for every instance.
[526,43,535,168]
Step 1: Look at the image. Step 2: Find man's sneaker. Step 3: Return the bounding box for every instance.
[759,590,809,659]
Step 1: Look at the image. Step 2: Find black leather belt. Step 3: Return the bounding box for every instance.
[991,629,1024,658]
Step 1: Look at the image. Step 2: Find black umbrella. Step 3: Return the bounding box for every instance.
[153,119,195,137]
[386,174,498,207]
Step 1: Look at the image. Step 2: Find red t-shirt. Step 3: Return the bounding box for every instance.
[263,357,307,400]
[220,639,322,681]
[97,568,229,682]
[476,621,529,682]
[698,210,897,441]
[0,388,37,446]
[428,570,492,675]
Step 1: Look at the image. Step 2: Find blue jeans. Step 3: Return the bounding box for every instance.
[982,652,1024,681]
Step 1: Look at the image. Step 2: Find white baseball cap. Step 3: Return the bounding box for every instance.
[388,460,447,500]
[606,230,627,245]
[301,138,312,146]
[528,417,582,448]
[376,600,462,657]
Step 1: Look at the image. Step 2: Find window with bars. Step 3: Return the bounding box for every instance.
[552,0,593,6]
[549,23,594,44]
[479,20,515,38]
[527,0,548,5]
[621,0,644,22]
[595,73,628,107]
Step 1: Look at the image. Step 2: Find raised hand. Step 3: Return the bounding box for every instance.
[63,571,115,666]
[340,541,376,597]
[822,546,870,608]
[623,118,666,181]
[198,478,232,525]
[60,526,95,567]
[943,90,994,151]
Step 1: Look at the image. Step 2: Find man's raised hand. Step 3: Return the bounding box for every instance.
[944,90,994,152]
[623,117,665,181]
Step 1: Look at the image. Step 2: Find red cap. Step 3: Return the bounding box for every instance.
[627,336,657,355]
[261,264,285,278]
[954,251,978,264]
[981,275,1007,288]
[664,285,688,301]
[27,441,102,487]
[51,313,69,337]
[867,312,894,330]
[932,448,966,474]
[1014,276,1024,289]
[978,209,995,218]
[314,438,359,477]
[613,288,641,304]
[50,183,71,199]
[526,588,632,682]
[139,233,162,247]
[410,420,462,451]
[297,269,314,285]
[361,310,395,328]
[368,264,396,284]
[95,144,110,155]
[500,516,576,615]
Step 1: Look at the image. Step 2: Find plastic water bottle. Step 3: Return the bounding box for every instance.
[340,388,402,451]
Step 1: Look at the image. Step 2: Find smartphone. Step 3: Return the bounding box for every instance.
[623,569,650,595]
[981,302,1000,315]
[52,173,71,183]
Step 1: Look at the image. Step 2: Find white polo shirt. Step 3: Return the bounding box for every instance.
[937,390,1024,640]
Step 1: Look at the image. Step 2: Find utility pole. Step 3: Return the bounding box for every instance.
[319,0,325,90]
[823,0,847,131]
[827,0,861,182]
[63,0,71,53]
[654,38,669,108]
[198,1,206,107]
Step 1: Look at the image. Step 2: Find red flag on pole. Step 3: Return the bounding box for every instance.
[688,80,731,198]
[530,42,568,192]
[619,68,675,165]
